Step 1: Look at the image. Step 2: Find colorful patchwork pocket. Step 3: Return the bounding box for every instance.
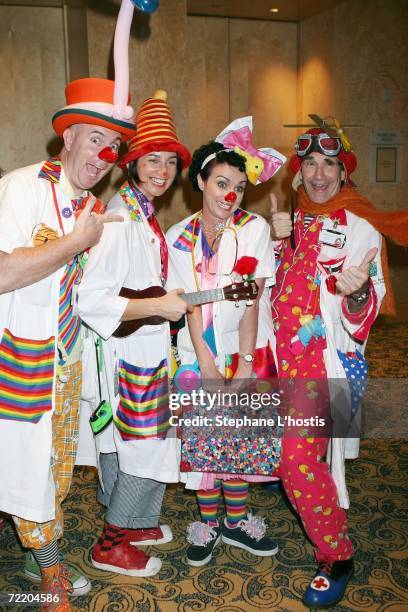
[337,349,368,418]
[115,358,171,441]
[0,328,55,423]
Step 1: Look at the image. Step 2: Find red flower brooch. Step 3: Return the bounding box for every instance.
[325,274,337,295]
[233,256,259,279]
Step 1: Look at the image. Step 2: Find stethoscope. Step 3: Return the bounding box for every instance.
[190,212,239,292]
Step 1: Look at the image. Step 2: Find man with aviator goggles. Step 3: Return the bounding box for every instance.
[269,124,394,610]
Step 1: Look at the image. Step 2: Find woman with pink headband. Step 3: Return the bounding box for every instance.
[167,119,286,567]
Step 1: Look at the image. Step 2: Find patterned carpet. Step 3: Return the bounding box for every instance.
[0,322,407,611]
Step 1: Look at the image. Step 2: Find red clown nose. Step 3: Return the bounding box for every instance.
[225,191,237,203]
[98,146,119,163]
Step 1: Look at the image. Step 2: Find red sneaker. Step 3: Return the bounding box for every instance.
[126,525,173,546]
[91,540,161,577]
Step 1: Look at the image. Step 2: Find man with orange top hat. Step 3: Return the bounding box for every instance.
[269,125,408,607]
[0,77,134,609]
[77,90,192,577]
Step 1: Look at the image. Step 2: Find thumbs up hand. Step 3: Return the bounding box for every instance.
[335,247,378,296]
[269,193,293,240]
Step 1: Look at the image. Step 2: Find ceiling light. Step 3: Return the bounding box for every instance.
[270,8,279,12]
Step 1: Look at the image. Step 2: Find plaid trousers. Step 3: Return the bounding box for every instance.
[13,361,82,549]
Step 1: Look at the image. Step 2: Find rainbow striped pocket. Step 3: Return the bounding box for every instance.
[115,358,171,441]
[0,328,55,423]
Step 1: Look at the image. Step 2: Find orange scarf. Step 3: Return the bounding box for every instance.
[297,186,408,315]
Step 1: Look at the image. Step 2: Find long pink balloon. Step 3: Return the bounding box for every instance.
[113,0,135,120]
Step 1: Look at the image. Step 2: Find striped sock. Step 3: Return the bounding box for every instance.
[31,541,59,568]
[196,481,222,525]
[98,521,127,551]
[222,479,249,527]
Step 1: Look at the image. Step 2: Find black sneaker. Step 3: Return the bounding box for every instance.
[186,521,221,567]
[221,514,279,556]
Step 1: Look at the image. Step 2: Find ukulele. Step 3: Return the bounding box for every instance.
[113,280,259,338]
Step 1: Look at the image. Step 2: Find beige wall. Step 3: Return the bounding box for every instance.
[186,16,297,218]
[298,0,408,209]
[86,0,189,230]
[0,6,66,173]
[186,17,229,156]
[298,0,408,313]
[228,18,297,216]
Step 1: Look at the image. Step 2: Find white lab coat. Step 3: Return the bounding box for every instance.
[77,189,180,484]
[0,162,77,522]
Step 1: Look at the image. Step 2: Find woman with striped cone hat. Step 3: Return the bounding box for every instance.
[77,90,192,577]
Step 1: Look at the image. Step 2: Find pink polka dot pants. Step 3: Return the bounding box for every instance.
[280,435,354,563]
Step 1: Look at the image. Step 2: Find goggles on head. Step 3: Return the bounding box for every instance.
[295,133,342,158]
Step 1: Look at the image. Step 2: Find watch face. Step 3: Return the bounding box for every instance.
[239,352,254,363]
[351,291,369,303]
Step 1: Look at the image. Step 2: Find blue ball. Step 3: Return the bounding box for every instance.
[131,0,159,14]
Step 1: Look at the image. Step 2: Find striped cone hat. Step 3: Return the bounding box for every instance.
[118,89,191,169]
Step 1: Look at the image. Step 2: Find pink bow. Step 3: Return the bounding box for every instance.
[221,126,283,183]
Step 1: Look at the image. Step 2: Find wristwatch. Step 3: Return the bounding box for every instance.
[238,352,254,363]
[349,289,370,303]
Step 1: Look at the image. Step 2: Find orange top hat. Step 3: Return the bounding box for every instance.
[52,77,135,141]
[118,89,191,168]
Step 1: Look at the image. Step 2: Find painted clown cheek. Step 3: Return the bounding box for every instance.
[224,191,237,203]
[98,147,119,163]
